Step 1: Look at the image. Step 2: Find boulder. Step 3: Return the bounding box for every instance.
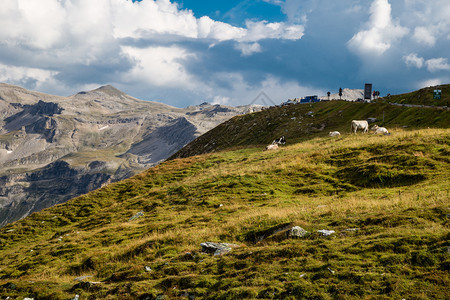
[317,229,335,236]
[200,242,240,256]
[286,226,308,238]
[128,211,144,222]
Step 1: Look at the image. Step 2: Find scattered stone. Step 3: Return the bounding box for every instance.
[74,275,93,282]
[300,273,306,278]
[71,295,79,300]
[156,295,167,300]
[328,267,335,274]
[318,230,335,236]
[218,204,224,208]
[286,226,308,238]
[24,298,34,300]
[6,229,14,233]
[344,228,360,232]
[145,266,152,272]
[200,242,240,256]
[128,211,144,222]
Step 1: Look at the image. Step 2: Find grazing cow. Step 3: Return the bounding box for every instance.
[264,144,279,151]
[371,125,389,135]
[351,120,369,134]
[272,136,286,145]
[329,131,340,137]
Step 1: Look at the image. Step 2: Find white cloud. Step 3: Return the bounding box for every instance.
[0,0,306,91]
[347,0,408,56]
[413,26,436,46]
[403,0,450,47]
[0,0,66,49]
[121,45,196,88]
[418,78,448,89]
[235,42,262,56]
[197,16,246,41]
[425,58,450,72]
[0,63,58,88]
[111,1,303,44]
[403,53,424,69]
[403,54,450,73]
[243,21,304,42]
[212,96,231,105]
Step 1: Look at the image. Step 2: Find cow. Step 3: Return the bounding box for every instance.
[329,131,340,137]
[264,144,279,151]
[371,125,389,135]
[351,120,369,134]
[272,136,286,145]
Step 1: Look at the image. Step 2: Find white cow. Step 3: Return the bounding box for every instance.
[329,131,340,137]
[371,125,389,135]
[351,120,369,134]
[264,144,279,151]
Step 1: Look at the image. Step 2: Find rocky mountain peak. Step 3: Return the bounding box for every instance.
[0,84,261,227]
[92,85,127,98]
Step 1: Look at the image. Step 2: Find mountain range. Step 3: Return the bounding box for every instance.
[0,83,260,227]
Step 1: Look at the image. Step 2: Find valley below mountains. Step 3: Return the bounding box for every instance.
[0,83,260,227]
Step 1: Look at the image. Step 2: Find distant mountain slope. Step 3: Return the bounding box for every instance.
[0,128,448,299]
[0,83,260,226]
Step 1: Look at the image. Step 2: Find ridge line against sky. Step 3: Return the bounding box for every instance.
[0,0,449,107]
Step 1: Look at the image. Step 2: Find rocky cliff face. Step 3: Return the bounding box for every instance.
[0,83,261,226]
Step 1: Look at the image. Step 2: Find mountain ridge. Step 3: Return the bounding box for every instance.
[0,83,261,227]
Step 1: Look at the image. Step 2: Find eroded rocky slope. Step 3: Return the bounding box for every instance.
[0,83,260,226]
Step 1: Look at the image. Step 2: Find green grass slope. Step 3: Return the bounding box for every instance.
[0,128,449,299]
[378,84,450,107]
[171,100,449,160]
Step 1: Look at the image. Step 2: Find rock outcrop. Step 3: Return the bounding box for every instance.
[0,83,261,226]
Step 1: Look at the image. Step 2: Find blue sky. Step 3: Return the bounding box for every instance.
[0,0,449,107]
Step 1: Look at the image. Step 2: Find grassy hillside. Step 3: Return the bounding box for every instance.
[171,100,450,159]
[378,84,450,107]
[0,128,449,299]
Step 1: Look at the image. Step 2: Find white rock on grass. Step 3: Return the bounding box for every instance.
[317,230,335,236]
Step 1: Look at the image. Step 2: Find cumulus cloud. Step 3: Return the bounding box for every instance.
[403,53,424,69]
[121,45,196,88]
[347,0,408,56]
[235,42,262,56]
[0,0,305,97]
[0,63,58,88]
[403,0,450,47]
[0,0,448,107]
[403,54,450,73]
[419,78,448,89]
[425,58,450,73]
[412,26,436,47]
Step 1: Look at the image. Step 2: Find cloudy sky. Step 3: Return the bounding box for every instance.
[0,0,449,107]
